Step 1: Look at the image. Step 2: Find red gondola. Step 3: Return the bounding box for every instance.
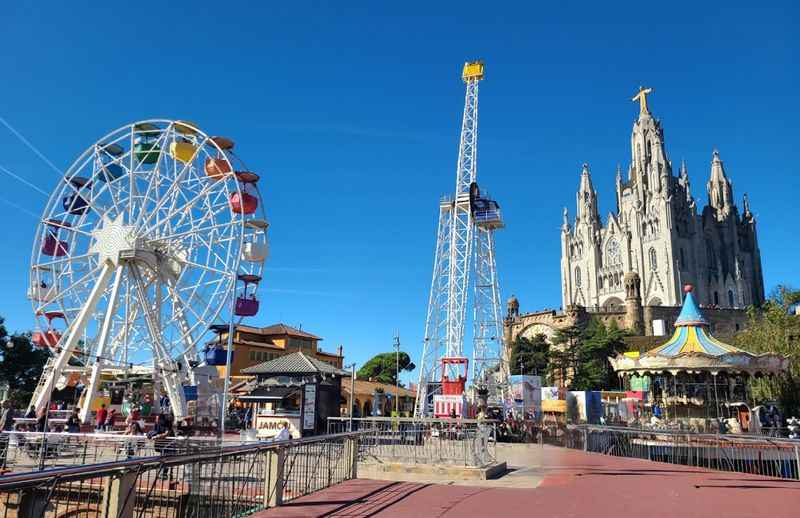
[32,311,65,348]
[235,274,261,317]
[62,177,91,215]
[42,220,70,257]
[230,172,259,215]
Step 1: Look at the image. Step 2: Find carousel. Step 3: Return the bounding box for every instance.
[609,285,788,432]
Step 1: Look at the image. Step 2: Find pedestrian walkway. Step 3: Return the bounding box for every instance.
[254,444,800,517]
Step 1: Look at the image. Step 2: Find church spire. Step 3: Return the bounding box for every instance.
[743,193,753,221]
[707,149,733,216]
[576,163,599,224]
[678,159,693,202]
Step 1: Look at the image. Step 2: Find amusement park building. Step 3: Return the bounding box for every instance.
[561,88,764,312]
[210,323,344,381]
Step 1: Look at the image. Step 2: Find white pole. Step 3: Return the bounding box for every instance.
[220,275,237,438]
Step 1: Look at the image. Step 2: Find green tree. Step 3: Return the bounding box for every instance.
[549,319,628,391]
[509,334,549,377]
[0,317,49,407]
[733,285,800,415]
[357,351,415,386]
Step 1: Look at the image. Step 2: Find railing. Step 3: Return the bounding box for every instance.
[0,431,251,473]
[566,424,800,480]
[0,431,362,518]
[327,417,496,467]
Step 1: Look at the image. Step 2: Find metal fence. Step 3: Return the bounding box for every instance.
[327,417,496,467]
[566,424,800,480]
[0,431,361,518]
[0,432,254,473]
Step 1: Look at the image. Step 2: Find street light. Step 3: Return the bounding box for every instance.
[344,362,356,431]
[393,333,400,416]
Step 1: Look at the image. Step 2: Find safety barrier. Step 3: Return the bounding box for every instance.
[327,417,496,467]
[566,424,800,480]
[0,431,361,517]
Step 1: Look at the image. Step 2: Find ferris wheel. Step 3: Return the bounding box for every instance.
[27,120,268,422]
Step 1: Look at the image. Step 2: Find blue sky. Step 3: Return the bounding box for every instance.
[0,2,797,384]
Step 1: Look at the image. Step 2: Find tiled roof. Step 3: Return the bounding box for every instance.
[341,379,416,399]
[242,351,347,376]
[232,323,322,341]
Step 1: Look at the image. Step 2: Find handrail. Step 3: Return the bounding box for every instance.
[569,424,800,446]
[0,430,365,490]
[329,416,499,425]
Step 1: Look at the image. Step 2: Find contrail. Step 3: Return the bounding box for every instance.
[0,116,64,176]
[0,164,49,196]
[0,195,39,219]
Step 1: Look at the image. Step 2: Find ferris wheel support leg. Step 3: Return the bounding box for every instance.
[34,262,115,414]
[130,264,188,420]
[79,265,124,424]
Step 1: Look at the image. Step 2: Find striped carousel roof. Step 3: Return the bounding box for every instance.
[647,286,741,357]
[608,284,788,375]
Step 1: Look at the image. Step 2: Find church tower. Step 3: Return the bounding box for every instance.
[560,87,764,323]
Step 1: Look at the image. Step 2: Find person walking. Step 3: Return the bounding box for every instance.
[96,404,108,432]
[65,409,81,434]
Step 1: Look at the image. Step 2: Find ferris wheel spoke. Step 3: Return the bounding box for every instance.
[135,133,210,232]
[33,252,93,270]
[143,174,229,237]
[34,262,104,314]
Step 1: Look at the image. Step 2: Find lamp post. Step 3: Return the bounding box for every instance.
[345,363,356,431]
[393,333,400,416]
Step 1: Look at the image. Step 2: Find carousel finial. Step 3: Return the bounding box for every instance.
[683,284,694,294]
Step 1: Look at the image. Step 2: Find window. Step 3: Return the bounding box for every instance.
[679,248,686,269]
[714,292,719,305]
[249,351,256,361]
[598,276,603,289]
[648,248,657,271]
[728,290,735,307]
[575,267,581,287]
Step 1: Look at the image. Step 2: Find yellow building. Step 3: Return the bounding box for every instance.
[211,323,343,382]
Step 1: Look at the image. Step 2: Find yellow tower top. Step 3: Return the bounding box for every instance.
[462,60,485,82]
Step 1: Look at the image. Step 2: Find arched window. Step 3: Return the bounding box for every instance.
[598,276,603,289]
[649,248,657,271]
[728,290,735,307]
[575,267,581,287]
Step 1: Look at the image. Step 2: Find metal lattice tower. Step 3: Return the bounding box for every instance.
[414,61,510,417]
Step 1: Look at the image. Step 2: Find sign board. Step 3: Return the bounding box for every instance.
[509,375,541,416]
[255,415,301,439]
[433,395,467,417]
[303,384,317,430]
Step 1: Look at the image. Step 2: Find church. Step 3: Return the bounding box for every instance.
[560,87,764,313]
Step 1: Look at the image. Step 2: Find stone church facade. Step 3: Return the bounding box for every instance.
[560,88,764,312]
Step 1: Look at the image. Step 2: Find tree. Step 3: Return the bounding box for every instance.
[509,334,549,377]
[357,351,415,386]
[733,285,800,416]
[549,319,628,391]
[0,316,49,407]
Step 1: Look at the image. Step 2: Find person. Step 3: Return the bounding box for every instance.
[151,413,176,483]
[66,409,81,434]
[36,409,47,433]
[449,408,457,419]
[25,406,36,419]
[105,409,116,431]
[96,404,108,432]
[273,421,291,442]
[123,418,144,458]
[0,400,14,469]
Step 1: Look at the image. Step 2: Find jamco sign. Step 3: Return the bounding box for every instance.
[255,415,301,439]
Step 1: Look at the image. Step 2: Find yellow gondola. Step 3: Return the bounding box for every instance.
[170,141,198,163]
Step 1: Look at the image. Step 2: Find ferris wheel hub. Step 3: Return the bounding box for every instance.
[90,214,139,267]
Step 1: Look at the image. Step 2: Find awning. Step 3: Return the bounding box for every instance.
[239,386,299,401]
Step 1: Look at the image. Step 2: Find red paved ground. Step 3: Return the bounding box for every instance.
[254,446,800,517]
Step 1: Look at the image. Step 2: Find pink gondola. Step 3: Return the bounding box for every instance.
[42,220,70,257]
[234,274,261,317]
